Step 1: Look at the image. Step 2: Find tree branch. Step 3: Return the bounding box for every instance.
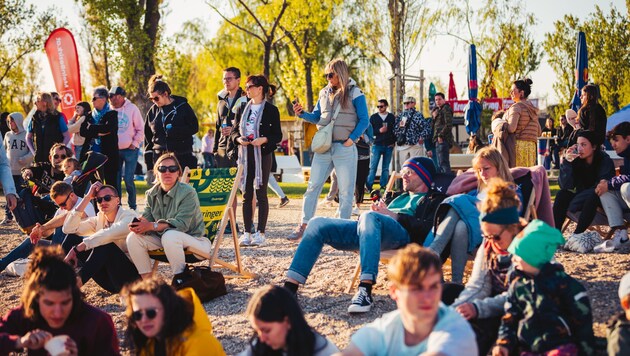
[207,2,265,43]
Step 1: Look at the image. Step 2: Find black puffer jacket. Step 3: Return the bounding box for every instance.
[144,95,199,154]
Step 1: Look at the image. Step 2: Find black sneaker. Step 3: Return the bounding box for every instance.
[278,197,290,208]
[348,286,373,313]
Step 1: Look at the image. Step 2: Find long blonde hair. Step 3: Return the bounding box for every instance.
[472,147,513,191]
[325,59,350,108]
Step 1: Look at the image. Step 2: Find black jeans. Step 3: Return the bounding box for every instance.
[355,158,370,204]
[242,147,272,233]
[553,188,601,233]
[76,243,140,294]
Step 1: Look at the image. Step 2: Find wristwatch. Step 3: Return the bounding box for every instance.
[153,222,159,231]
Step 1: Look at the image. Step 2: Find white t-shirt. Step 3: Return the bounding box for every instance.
[245,103,262,137]
[378,112,388,120]
[350,304,477,356]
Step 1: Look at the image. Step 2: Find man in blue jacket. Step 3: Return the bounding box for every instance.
[367,99,396,191]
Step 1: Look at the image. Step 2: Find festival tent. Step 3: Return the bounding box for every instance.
[606,103,630,132]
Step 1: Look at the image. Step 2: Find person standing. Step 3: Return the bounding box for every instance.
[431,92,455,173]
[80,86,119,186]
[288,58,369,240]
[2,112,32,225]
[214,67,245,168]
[394,96,430,171]
[504,78,541,167]
[67,102,89,157]
[26,92,70,163]
[145,75,199,170]
[367,99,396,191]
[110,86,143,211]
[231,75,282,247]
[556,114,574,150]
[577,83,607,148]
[201,128,215,168]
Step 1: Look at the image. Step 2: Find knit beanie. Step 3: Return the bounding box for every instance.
[507,219,565,269]
[403,156,436,189]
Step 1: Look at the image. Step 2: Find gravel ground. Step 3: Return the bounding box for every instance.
[0,195,629,355]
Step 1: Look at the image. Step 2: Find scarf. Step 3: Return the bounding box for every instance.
[90,102,111,149]
[238,100,265,190]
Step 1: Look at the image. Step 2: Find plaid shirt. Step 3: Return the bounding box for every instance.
[393,108,431,146]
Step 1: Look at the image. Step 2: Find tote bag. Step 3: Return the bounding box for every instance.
[311,105,341,154]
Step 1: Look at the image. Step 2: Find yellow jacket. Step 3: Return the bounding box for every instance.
[139,288,226,356]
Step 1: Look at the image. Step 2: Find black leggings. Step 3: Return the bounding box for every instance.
[355,158,370,204]
[77,243,140,294]
[243,147,272,233]
[553,189,601,233]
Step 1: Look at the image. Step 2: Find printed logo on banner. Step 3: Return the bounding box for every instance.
[61,90,76,109]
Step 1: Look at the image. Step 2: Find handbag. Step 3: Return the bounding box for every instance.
[311,104,341,154]
[172,265,227,302]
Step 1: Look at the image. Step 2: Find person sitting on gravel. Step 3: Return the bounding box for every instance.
[283,157,447,314]
[121,277,225,355]
[337,244,477,356]
[126,153,210,281]
[593,122,630,253]
[62,182,140,293]
[606,272,630,356]
[239,285,339,356]
[0,245,120,355]
[21,143,71,195]
[492,220,596,356]
[0,182,95,274]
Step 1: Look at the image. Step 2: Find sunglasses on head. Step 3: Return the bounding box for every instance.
[157,165,179,173]
[324,72,335,79]
[132,308,159,321]
[96,195,116,204]
[56,193,72,208]
[53,154,67,160]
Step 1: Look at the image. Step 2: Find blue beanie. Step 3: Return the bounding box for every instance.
[403,157,436,189]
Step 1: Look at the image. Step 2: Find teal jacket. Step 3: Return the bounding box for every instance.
[142,182,205,237]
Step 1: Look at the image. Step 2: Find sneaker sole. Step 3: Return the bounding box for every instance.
[348,305,372,313]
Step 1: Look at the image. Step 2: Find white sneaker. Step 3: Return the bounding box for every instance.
[239,232,252,246]
[352,207,360,216]
[594,229,628,253]
[318,199,334,208]
[250,232,266,246]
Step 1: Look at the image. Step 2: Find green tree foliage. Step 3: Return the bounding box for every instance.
[443,0,541,98]
[0,0,61,111]
[543,4,630,113]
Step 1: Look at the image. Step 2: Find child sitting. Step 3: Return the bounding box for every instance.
[61,157,81,184]
[606,272,630,355]
[492,220,596,356]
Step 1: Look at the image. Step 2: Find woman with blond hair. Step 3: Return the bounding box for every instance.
[426,147,515,283]
[288,59,369,240]
[122,278,224,355]
[26,92,71,163]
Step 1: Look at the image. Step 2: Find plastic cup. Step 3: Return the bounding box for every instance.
[44,335,70,356]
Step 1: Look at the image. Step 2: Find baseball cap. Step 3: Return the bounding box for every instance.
[403,96,416,104]
[109,86,126,97]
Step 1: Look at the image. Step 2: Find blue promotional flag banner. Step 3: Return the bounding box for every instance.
[465,44,481,135]
[571,31,588,112]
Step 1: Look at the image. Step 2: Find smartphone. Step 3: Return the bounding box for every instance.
[292,98,299,105]
[132,217,140,224]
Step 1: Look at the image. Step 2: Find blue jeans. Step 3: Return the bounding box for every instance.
[287,212,410,284]
[367,145,393,190]
[0,228,80,271]
[436,142,451,173]
[117,148,139,210]
[301,143,357,223]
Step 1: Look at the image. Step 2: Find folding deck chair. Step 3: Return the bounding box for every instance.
[149,166,255,279]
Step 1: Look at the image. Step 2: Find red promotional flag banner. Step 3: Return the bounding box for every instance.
[44,28,81,121]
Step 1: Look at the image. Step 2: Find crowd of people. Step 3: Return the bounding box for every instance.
[0,58,629,355]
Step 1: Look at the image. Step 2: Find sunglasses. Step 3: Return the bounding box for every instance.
[324,72,335,79]
[482,227,506,241]
[150,96,161,102]
[55,194,72,208]
[96,195,117,204]
[131,308,160,321]
[245,84,260,90]
[53,154,67,160]
[377,105,384,108]
[403,102,413,105]
[157,165,179,173]
[92,96,104,102]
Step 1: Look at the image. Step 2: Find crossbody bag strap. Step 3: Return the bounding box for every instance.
[329,103,341,126]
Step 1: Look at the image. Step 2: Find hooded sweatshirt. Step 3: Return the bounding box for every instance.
[115,98,144,150]
[505,100,541,142]
[3,113,33,175]
[144,95,199,154]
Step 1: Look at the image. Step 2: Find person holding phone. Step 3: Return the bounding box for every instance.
[62,182,140,293]
[230,75,282,246]
[288,58,369,240]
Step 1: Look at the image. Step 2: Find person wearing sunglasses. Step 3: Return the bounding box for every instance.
[230,74,282,247]
[21,143,72,195]
[126,153,209,280]
[122,277,225,355]
[25,92,70,164]
[0,181,95,274]
[446,178,526,356]
[144,74,199,173]
[0,246,120,355]
[366,99,396,192]
[79,86,119,186]
[288,58,369,240]
[62,182,140,293]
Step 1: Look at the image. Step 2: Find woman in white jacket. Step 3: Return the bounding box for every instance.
[63,181,140,293]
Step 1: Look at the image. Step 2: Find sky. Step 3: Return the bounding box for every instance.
[28,0,626,107]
